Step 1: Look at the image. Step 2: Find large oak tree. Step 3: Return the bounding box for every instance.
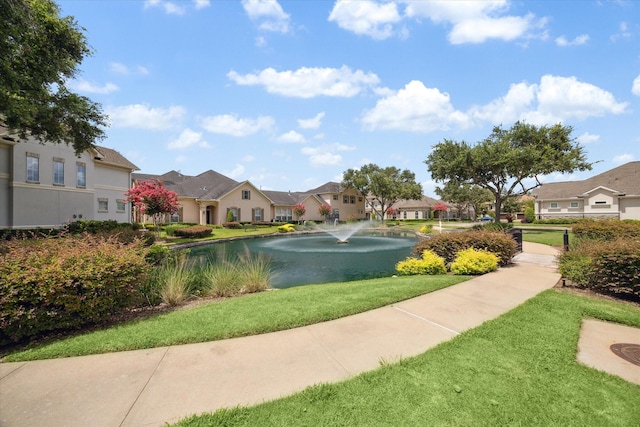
[425,122,592,222]
[342,164,422,220]
[1,0,107,153]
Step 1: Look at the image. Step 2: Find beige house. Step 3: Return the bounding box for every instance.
[532,161,640,220]
[366,195,449,220]
[1,126,139,229]
[132,172,366,225]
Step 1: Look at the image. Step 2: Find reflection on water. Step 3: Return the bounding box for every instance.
[188,231,418,288]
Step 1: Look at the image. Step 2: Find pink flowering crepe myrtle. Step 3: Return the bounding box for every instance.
[126,179,179,226]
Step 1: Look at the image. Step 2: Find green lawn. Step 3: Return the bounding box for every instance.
[175,290,640,427]
[2,274,469,362]
[522,229,573,247]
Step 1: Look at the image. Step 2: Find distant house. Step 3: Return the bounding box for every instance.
[531,161,640,221]
[131,171,366,225]
[0,126,139,229]
[365,195,449,220]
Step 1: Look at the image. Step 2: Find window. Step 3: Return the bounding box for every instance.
[343,195,349,203]
[333,194,338,201]
[242,190,251,200]
[350,195,355,204]
[26,153,39,182]
[53,158,64,185]
[228,207,239,221]
[98,198,108,212]
[116,199,126,212]
[594,201,607,205]
[253,207,263,222]
[570,201,579,208]
[415,211,419,219]
[550,202,558,209]
[275,207,292,222]
[76,162,86,188]
[403,211,407,219]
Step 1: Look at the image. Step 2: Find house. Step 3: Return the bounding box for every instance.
[531,161,640,221]
[131,171,366,225]
[0,126,139,229]
[365,195,450,220]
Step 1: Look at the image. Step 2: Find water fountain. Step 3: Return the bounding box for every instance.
[311,220,370,243]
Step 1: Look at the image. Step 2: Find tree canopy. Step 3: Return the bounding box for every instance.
[1,0,107,153]
[126,179,179,226]
[435,180,493,219]
[425,122,592,222]
[342,164,423,220]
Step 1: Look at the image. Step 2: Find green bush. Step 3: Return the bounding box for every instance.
[0,235,149,345]
[223,222,242,229]
[413,230,517,266]
[450,248,499,275]
[559,235,640,302]
[533,218,582,225]
[524,207,535,223]
[572,219,640,242]
[174,225,213,238]
[396,250,446,276]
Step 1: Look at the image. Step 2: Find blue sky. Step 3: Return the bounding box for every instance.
[60,0,639,197]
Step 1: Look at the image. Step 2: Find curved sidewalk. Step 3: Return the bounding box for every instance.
[0,242,560,427]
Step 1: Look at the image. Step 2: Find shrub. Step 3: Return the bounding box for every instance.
[236,249,272,293]
[559,236,640,302]
[450,248,499,275]
[413,230,516,266]
[201,248,272,296]
[156,260,194,306]
[0,234,149,345]
[278,224,296,233]
[174,225,213,238]
[524,207,535,224]
[202,258,242,297]
[572,219,640,242]
[419,224,433,234]
[223,222,242,229]
[396,250,447,276]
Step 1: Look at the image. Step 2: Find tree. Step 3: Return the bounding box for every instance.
[293,203,306,224]
[1,0,107,154]
[342,164,422,220]
[425,122,592,223]
[435,180,493,219]
[432,203,448,219]
[126,179,179,227]
[318,203,331,218]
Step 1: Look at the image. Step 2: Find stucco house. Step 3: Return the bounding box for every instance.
[531,161,640,221]
[131,171,366,225]
[366,195,450,220]
[1,126,139,229]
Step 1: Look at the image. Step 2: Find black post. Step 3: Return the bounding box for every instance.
[563,229,569,252]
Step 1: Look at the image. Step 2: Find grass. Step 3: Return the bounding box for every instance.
[2,274,469,362]
[174,290,640,427]
[522,229,572,247]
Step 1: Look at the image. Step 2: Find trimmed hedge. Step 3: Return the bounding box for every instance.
[0,235,149,345]
[413,230,517,266]
[396,250,446,275]
[174,225,213,238]
[572,219,640,242]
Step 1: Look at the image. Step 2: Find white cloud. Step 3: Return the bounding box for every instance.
[194,0,210,10]
[632,74,640,96]
[107,104,185,130]
[200,114,274,136]
[167,128,211,150]
[610,21,631,42]
[228,66,380,98]
[361,80,471,132]
[110,62,149,75]
[328,0,403,40]
[277,130,306,143]
[225,163,246,179]
[301,143,354,167]
[577,132,600,145]
[242,155,255,162]
[555,34,589,47]
[471,75,628,125]
[72,79,119,94]
[298,112,326,129]
[144,0,185,15]
[242,0,290,33]
[404,0,546,44]
[613,153,634,164]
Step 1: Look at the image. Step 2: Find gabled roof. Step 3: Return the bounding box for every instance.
[306,181,344,194]
[392,196,443,209]
[532,162,640,199]
[262,190,298,206]
[94,146,139,171]
[174,170,240,200]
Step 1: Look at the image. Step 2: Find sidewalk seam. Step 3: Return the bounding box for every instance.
[119,346,170,427]
[392,306,460,335]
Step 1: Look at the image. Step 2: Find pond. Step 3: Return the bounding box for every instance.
[187,230,418,289]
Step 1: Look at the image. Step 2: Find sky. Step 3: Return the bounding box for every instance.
[58,0,640,197]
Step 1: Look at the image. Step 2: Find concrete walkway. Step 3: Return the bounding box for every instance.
[1,243,562,427]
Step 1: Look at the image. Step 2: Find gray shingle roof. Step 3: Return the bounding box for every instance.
[532,161,640,199]
[93,146,139,171]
